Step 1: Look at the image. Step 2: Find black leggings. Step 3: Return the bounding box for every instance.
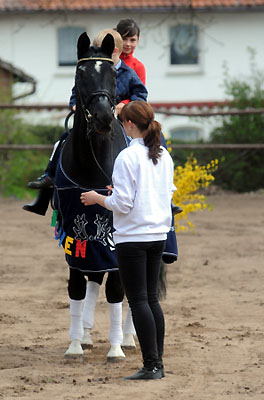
[68,269,124,304]
[116,240,165,369]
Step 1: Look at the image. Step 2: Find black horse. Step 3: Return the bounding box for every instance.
[54,32,130,360]
[25,32,177,360]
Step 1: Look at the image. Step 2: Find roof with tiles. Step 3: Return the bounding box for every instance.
[0,0,264,12]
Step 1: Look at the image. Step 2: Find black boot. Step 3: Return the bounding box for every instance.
[28,173,54,189]
[156,364,165,378]
[23,188,53,216]
[123,367,162,380]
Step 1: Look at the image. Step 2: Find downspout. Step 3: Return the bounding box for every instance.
[12,80,37,101]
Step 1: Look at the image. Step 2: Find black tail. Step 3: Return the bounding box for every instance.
[158,260,167,300]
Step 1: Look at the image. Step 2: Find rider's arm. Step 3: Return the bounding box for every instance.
[128,70,148,102]
[69,86,76,111]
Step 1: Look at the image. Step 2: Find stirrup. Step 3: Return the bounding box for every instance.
[28,174,54,189]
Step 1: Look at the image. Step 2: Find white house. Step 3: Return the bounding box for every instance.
[0,0,264,140]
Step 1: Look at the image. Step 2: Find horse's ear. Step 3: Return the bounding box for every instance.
[77,32,91,59]
[101,34,115,58]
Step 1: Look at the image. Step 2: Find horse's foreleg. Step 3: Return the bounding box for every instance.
[107,302,126,362]
[105,271,126,362]
[65,268,86,359]
[122,304,136,349]
[82,281,100,349]
[65,298,84,358]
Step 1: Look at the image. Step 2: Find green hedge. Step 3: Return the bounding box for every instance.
[0,110,64,198]
[170,52,264,193]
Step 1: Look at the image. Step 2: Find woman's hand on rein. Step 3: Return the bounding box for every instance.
[106,185,113,196]
[80,191,98,206]
[80,191,107,208]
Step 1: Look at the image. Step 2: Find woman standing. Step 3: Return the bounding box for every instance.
[80,101,176,380]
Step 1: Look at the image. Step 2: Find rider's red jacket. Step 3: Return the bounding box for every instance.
[120,51,146,85]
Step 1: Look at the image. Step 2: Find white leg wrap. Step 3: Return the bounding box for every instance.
[82,327,93,348]
[123,305,136,335]
[82,281,100,329]
[109,302,123,345]
[69,299,84,341]
[65,339,83,357]
[107,344,125,361]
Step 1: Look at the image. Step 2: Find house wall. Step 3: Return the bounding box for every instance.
[0,11,263,138]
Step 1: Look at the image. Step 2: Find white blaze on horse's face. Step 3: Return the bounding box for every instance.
[95,61,102,74]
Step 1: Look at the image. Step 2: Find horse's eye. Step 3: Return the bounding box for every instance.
[78,65,87,73]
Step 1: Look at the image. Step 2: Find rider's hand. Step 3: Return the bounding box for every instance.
[115,102,125,115]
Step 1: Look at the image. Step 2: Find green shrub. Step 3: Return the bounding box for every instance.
[169,50,264,193]
[209,50,264,192]
[0,110,64,198]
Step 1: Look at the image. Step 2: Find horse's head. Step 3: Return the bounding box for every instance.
[75,32,116,135]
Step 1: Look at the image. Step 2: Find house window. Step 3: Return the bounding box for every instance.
[58,27,85,66]
[170,24,199,65]
[170,127,201,142]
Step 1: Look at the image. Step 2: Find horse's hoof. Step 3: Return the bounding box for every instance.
[107,345,126,363]
[65,339,83,358]
[81,328,93,349]
[122,333,136,350]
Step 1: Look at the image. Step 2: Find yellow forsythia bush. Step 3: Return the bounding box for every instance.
[172,157,218,232]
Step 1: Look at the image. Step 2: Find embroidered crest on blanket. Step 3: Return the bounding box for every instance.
[55,163,118,273]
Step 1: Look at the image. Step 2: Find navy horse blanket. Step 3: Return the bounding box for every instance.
[54,161,118,273]
[163,217,178,264]
[54,159,178,273]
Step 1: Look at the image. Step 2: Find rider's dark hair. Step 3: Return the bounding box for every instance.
[120,101,162,165]
[116,19,140,39]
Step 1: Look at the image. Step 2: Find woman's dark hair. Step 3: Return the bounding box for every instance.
[116,18,140,39]
[121,101,162,165]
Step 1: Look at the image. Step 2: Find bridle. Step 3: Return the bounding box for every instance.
[76,57,115,126]
[76,56,116,184]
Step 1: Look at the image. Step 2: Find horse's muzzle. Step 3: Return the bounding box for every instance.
[93,115,113,135]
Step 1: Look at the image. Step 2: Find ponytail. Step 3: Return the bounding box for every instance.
[120,101,163,165]
[143,119,162,165]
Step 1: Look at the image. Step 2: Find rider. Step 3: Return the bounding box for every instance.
[23,28,148,215]
[117,18,146,85]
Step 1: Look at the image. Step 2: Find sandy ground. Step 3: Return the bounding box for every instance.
[0,191,264,400]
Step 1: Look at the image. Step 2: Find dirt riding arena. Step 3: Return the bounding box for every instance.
[0,190,264,399]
